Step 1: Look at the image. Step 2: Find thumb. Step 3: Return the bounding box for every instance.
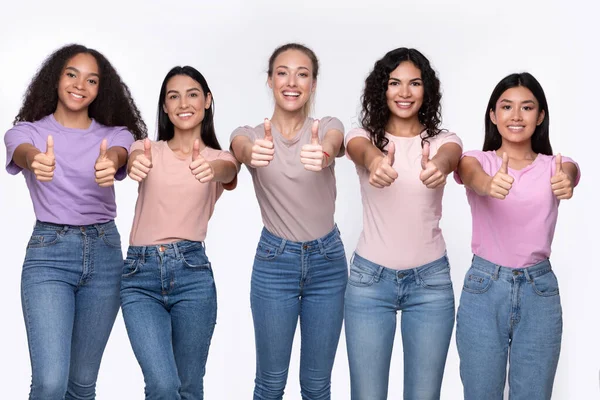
[264,118,273,142]
[386,141,395,166]
[46,135,54,157]
[99,139,108,159]
[144,138,152,160]
[311,119,320,145]
[421,142,430,170]
[554,153,563,175]
[192,139,200,161]
[500,152,509,174]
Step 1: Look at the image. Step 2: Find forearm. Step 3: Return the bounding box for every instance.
[458,158,492,196]
[107,146,128,169]
[431,143,462,175]
[210,160,238,183]
[12,143,40,171]
[231,137,254,167]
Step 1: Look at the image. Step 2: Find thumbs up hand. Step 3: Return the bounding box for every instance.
[300,120,327,172]
[251,118,275,167]
[27,135,56,182]
[190,139,215,183]
[486,152,514,199]
[368,141,398,188]
[551,154,573,200]
[95,139,118,187]
[128,138,153,182]
[419,142,446,189]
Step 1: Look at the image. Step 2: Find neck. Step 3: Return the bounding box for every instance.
[497,140,536,160]
[271,107,307,137]
[169,126,204,153]
[53,105,92,129]
[385,116,424,138]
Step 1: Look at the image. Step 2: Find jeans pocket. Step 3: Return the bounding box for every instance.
[254,242,279,261]
[27,231,61,249]
[122,258,140,278]
[101,227,122,249]
[462,267,493,294]
[531,270,559,297]
[323,238,346,261]
[419,265,453,290]
[181,249,211,269]
[347,262,376,287]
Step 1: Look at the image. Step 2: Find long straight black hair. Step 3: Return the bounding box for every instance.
[483,72,552,155]
[157,66,221,150]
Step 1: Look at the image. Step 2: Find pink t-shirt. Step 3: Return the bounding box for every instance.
[346,128,463,270]
[454,150,581,268]
[128,140,238,246]
[230,117,344,242]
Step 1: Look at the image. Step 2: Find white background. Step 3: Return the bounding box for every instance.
[1,0,598,398]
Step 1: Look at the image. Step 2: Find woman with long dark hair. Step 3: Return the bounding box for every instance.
[230,43,347,400]
[3,43,146,399]
[344,47,462,399]
[455,72,580,400]
[121,66,238,399]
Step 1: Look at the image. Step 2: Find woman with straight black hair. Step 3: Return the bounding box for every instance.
[121,66,239,400]
[344,47,462,399]
[455,72,580,400]
[4,43,145,400]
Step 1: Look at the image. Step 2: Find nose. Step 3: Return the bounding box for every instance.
[511,107,523,121]
[288,74,297,87]
[73,76,85,90]
[399,83,411,98]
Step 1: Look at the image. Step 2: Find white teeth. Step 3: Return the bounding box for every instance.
[283,92,300,97]
[179,113,193,117]
[397,102,412,106]
[71,93,83,99]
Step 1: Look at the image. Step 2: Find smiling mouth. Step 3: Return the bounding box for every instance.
[396,101,413,108]
[283,91,301,98]
[507,125,525,132]
[178,112,194,118]
[69,92,85,99]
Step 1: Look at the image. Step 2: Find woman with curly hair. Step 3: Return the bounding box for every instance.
[230,43,347,399]
[121,66,238,399]
[4,43,146,399]
[344,47,462,399]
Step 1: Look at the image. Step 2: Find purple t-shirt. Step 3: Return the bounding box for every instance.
[4,114,134,225]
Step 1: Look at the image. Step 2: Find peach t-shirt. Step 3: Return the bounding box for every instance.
[346,128,462,270]
[231,117,344,242]
[129,140,238,246]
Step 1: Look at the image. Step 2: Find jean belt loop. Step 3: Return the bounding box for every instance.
[173,242,181,259]
[62,225,70,235]
[374,266,384,283]
[493,265,501,280]
[524,268,533,283]
[201,241,206,250]
[349,253,355,266]
[93,223,103,236]
[141,246,147,264]
[278,239,287,255]
[317,237,325,254]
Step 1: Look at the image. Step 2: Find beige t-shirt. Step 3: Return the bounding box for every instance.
[128,140,238,246]
[231,117,344,242]
[346,128,462,270]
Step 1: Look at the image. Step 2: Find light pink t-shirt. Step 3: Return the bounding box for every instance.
[346,128,463,270]
[230,117,344,242]
[454,150,581,268]
[129,140,238,246]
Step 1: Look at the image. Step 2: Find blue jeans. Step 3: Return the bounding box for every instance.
[21,220,123,400]
[344,253,455,400]
[456,255,562,400]
[120,240,217,400]
[251,226,348,400]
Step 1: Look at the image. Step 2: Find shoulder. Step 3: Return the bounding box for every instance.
[318,116,344,132]
[430,130,463,148]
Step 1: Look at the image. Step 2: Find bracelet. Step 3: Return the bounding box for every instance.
[323,151,331,159]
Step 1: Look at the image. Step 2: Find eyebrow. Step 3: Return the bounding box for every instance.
[166,88,202,95]
[388,77,422,83]
[65,66,100,78]
[499,99,536,104]
[276,65,310,71]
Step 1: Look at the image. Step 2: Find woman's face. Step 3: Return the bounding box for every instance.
[268,49,316,113]
[385,61,424,123]
[490,85,545,145]
[56,53,100,114]
[163,74,211,132]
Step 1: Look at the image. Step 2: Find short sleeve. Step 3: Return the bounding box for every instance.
[435,131,463,150]
[230,125,258,144]
[344,128,371,161]
[4,123,36,175]
[453,150,489,185]
[129,139,145,154]
[551,155,581,187]
[108,128,135,181]
[318,116,345,157]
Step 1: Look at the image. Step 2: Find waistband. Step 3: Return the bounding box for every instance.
[471,255,552,281]
[127,240,205,260]
[259,225,341,253]
[351,252,449,281]
[34,219,116,235]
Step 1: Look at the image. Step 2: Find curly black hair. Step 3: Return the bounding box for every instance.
[361,47,442,153]
[13,44,147,140]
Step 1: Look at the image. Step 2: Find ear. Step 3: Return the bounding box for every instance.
[489,109,498,125]
[205,92,212,109]
[267,74,273,89]
[536,109,545,126]
[311,78,317,93]
[162,103,168,114]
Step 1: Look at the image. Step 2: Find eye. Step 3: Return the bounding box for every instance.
[388,81,399,86]
[190,92,198,97]
[410,81,421,87]
[502,105,511,110]
[66,72,76,78]
[277,71,286,76]
[522,106,534,111]
[168,94,178,100]
[299,72,308,78]
[87,79,98,85]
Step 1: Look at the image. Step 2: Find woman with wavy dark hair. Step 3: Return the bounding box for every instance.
[3,43,146,399]
[344,47,462,399]
[121,66,238,399]
[230,43,347,400]
[455,73,580,400]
